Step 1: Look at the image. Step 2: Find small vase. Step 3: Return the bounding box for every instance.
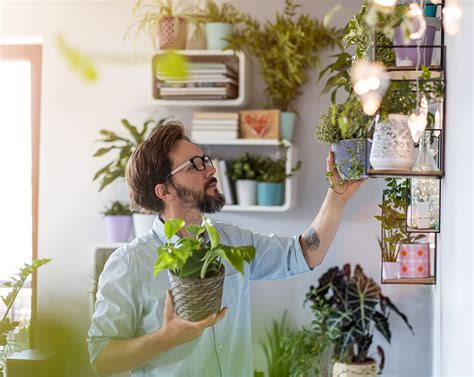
[257,182,284,206]
[369,114,415,170]
[382,262,399,280]
[235,179,257,205]
[158,16,188,49]
[280,112,297,141]
[104,215,133,243]
[398,243,430,278]
[205,22,233,50]
[132,213,157,238]
[331,138,369,180]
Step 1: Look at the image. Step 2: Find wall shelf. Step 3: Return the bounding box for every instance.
[382,277,436,285]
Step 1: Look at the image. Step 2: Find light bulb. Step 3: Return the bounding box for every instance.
[408,112,428,143]
[407,3,427,40]
[351,60,389,95]
[372,0,396,14]
[443,0,462,36]
[361,93,382,116]
[354,80,370,95]
[430,0,442,4]
[368,76,381,91]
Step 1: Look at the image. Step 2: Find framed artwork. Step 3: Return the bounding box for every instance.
[239,109,280,139]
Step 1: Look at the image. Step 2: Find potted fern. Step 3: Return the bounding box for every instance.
[226,0,340,142]
[154,217,255,322]
[226,153,259,206]
[102,201,133,243]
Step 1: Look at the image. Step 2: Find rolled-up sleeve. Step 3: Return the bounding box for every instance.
[87,247,140,364]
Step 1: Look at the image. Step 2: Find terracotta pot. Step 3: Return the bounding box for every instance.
[158,16,188,49]
[332,360,377,377]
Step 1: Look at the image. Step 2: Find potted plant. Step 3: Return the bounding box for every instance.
[154,217,255,322]
[226,153,259,206]
[306,263,414,377]
[101,201,133,243]
[315,96,372,181]
[198,0,241,50]
[226,0,340,142]
[255,144,301,206]
[93,117,168,236]
[126,0,204,50]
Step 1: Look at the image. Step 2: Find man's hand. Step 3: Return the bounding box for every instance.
[326,151,365,202]
[159,289,228,348]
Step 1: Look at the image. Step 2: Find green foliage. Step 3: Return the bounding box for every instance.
[282,299,339,377]
[374,179,424,262]
[1,259,51,375]
[256,143,302,183]
[226,0,340,112]
[306,263,414,373]
[199,0,241,24]
[92,118,168,192]
[102,201,132,216]
[226,153,259,181]
[260,312,290,377]
[153,51,189,80]
[315,96,372,144]
[154,217,255,279]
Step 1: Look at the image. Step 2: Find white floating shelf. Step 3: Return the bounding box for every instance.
[194,139,290,146]
[222,203,291,212]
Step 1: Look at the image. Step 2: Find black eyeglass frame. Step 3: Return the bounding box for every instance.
[161,155,213,182]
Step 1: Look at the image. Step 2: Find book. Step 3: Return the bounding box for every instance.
[218,160,235,205]
[192,126,238,131]
[161,76,238,85]
[192,130,238,140]
[192,119,238,126]
[193,112,239,120]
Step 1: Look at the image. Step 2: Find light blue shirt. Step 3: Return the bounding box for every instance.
[88,218,312,376]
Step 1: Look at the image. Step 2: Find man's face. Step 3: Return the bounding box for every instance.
[166,140,225,213]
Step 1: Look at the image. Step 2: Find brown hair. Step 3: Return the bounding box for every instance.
[126,120,190,214]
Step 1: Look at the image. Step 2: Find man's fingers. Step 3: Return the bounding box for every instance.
[163,289,175,320]
[195,307,228,329]
[326,151,338,174]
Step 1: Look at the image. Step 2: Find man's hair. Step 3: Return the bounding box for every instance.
[126,120,190,214]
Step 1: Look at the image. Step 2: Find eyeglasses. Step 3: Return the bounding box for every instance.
[162,155,213,182]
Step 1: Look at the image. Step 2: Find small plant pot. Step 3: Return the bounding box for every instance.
[398,243,430,278]
[369,114,416,170]
[168,266,225,322]
[158,16,188,49]
[332,360,377,377]
[280,111,297,141]
[104,215,133,243]
[382,261,400,280]
[393,25,436,67]
[424,2,437,17]
[205,22,233,50]
[331,138,369,181]
[257,182,284,206]
[236,179,257,205]
[132,213,157,238]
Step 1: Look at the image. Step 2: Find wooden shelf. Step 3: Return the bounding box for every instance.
[382,277,436,285]
[367,169,444,178]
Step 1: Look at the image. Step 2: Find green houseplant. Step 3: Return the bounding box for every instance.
[1,259,51,376]
[126,0,204,50]
[227,153,259,206]
[154,217,255,322]
[306,263,414,377]
[102,201,133,243]
[226,0,340,141]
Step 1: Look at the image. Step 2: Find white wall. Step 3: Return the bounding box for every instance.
[1,1,435,376]
[434,1,473,376]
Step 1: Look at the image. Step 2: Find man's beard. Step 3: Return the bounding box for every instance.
[171,179,225,214]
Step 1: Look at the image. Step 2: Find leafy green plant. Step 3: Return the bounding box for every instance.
[154,217,255,279]
[92,118,167,192]
[315,96,372,144]
[306,263,414,373]
[226,0,340,112]
[226,153,259,181]
[198,0,241,24]
[256,143,301,184]
[101,201,132,217]
[260,312,290,377]
[1,259,51,376]
[375,179,424,262]
[282,299,339,377]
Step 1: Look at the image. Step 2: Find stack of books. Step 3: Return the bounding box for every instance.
[191,112,239,141]
[156,62,238,100]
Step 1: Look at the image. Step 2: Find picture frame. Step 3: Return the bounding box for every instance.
[239,109,280,139]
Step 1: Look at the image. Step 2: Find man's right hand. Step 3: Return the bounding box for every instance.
[158,289,228,348]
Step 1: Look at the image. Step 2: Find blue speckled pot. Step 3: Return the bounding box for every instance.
[331,138,370,181]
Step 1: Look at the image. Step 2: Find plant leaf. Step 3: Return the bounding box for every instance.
[164,218,185,239]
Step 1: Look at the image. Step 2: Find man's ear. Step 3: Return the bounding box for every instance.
[155,183,173,201]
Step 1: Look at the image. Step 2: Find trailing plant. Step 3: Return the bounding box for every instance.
[93,117,168,192]
[154,217,255,279]
[315,96,372,144]
[226,153,259,181]
[1,259,51,376]
[282,299,339,377]
[306,263,414,373]
[226,0,340,112]
[101,201,132,217]
[259,312,290,377]
[198,0,241,24]
[375,179,424,262]
[256,143,301,183]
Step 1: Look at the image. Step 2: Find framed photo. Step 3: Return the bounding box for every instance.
[239,109,280,139]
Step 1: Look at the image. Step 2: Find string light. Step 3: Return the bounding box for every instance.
[443,0,462,36]
[408,97,428,143]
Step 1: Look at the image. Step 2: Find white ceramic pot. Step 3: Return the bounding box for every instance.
[369,114,416,170]
[132,213,157,238]
[236,180,257,205]
[332,360,377,377]
[382,262,399,280]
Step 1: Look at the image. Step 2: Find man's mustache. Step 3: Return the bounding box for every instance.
[205,177,218,189]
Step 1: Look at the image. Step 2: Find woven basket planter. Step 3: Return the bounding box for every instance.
[168,266,225,322]
[332,360,377,377]
[158,16,188,49]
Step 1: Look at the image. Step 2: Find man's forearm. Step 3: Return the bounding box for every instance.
[300,189,347,268]
[92,327,175,375]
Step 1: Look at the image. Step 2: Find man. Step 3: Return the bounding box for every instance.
[88,121,363,376]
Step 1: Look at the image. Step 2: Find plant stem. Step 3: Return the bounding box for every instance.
[212,326,223,377]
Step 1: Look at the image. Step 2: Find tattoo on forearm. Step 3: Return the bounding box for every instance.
[302,228,321,252]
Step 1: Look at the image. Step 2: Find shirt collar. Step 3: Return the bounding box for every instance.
[152,216,181,245]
